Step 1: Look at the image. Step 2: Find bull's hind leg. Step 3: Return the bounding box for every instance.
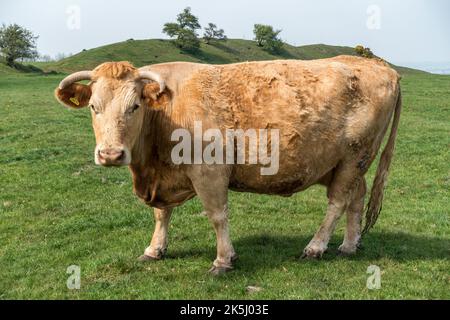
[338,177,366,255]
[302,164,362,259]
[138,208,173,261]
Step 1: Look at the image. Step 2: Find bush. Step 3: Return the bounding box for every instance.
[355,45,374,58]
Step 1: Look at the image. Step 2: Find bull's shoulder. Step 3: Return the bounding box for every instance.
[139,62,215,94]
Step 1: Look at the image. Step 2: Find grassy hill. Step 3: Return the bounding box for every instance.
[29,39,423,75]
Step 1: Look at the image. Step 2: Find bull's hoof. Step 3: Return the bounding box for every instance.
[301,245,326,259]
[208,265,233,276]
[301,251,323,259]
[137,254,161,262]
[337,244,358,256]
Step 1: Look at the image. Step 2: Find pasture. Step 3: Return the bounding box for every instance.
[0,70,449,299]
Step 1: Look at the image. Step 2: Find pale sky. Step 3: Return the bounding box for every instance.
[0,0,449,66]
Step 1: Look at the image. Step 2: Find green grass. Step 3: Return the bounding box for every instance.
[0,58,449,299]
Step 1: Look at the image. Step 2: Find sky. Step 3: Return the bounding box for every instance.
[0,0,449,68]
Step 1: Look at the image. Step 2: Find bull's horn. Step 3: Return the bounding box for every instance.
[58,71,93,89]
[139,70,165,93]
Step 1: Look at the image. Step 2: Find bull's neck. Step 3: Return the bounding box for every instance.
[130,105,185,169]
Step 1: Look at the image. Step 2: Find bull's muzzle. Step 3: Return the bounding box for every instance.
[97,148,127,166]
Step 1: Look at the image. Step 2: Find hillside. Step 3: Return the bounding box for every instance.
[31,39,423,75]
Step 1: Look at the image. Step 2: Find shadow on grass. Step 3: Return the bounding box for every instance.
[273,47,297,59]
[168,231,449,273]
[184,49,233,65]
[2,61,44,73]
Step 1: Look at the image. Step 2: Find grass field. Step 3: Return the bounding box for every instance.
[0,60,449,299]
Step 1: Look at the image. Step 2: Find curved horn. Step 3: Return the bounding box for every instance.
[139,70,165,93]
[58,71,93,89]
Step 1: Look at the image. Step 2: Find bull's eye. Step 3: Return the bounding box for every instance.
[128,104,140,114]
[90,105,99,114]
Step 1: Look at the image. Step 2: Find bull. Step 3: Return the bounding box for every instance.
[55,56,402,274]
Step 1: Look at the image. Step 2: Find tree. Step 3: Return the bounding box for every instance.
[176,7,201,30]
[253,24,283,53]
[0,24,38,66]
[203,23,227,44]
[175,28,201,52]
[355,45,374,58]
[39,54,53,62]
[162,23,180,38]
[162,7,201,52]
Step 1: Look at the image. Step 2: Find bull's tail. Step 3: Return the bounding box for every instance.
[362,87,402,235]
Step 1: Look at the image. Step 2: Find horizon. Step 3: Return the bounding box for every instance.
[1,0,449,73]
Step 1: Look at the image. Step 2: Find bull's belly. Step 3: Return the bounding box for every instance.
[229,177,310,196]
[143,189,196,209]
[229,163,333,196]
[227,135,342,195]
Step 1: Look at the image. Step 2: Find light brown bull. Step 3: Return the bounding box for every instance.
[55,56,402,274]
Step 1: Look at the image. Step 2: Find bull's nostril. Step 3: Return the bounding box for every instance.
[116,151,125,161]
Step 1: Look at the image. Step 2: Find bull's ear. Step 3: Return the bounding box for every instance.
[142,82,171,109]
[55,83,92,109]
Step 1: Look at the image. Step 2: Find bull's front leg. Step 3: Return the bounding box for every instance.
[191,167,237,275]
[205,203,237,275]
[138,207,173,261]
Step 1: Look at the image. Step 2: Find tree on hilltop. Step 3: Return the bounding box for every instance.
[253,24,284,53]
[203,23,227,44]
[163,7,201,53]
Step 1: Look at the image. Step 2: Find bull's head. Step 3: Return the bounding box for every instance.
[55,61,169,166]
